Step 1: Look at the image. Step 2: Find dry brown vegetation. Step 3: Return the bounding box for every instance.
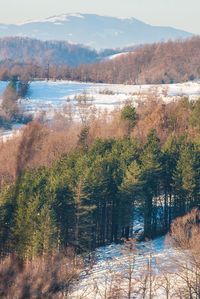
[71,210,200,299]
[0,95,199,188]
[0,249,83,299]
[0,37,200,84]
[133,96,197,143]
[77,37,200,84]
[164,209,200,299]
[169,208,200,254]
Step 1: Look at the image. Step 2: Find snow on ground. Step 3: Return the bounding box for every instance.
[69,234,179,299]
[1,80,200,116]
[0,80,200,140]
[69,209,180,298]
[0,124,24,142]
[19,80,200,116]
[19,13,85,25]
[105,51,133,60]
[69,204,189,298]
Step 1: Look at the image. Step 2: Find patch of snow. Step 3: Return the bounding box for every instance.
[18,13,85,25]
[106,51,133,60]
[0,124,23,142]
[69,235,178,299]
[67,13,85,19]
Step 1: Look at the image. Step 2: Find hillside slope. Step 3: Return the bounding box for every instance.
[74,37,200,84]
[0,37,98,67]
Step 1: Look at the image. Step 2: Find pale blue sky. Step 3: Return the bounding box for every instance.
[0,0,199,34]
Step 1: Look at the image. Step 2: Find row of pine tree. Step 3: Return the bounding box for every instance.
[0,129,200,259]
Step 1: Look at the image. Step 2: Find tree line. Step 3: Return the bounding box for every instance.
[0,37,200,84]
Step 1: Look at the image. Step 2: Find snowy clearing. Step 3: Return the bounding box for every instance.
[1,80,200,116]
[69,234,181,299]
[0,80,200,140]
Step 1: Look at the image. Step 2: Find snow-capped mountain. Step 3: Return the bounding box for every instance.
[0,13,192,49]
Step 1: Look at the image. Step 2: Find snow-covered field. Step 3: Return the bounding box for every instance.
[69,234,180,299]
[69,210,179,298]
[0,80,200,140]
[23,80,200,114]
[1,80,200,116]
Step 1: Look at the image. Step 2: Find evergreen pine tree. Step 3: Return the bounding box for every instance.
[172,142,198,217]
[140,129,162,238]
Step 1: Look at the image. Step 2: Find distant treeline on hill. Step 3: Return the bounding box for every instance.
[0,37,99,67]
[0,37,120,72]
[73,37,200,84]
[0,37,200,84]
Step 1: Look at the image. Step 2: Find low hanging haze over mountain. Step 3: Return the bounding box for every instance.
[0,13,193,49]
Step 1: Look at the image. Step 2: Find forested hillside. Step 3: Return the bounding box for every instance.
[0,37,199,84]
[74,37,200,84]
[0,37,99,67]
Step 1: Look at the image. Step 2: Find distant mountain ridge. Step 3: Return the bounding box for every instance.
[0,13,193,49]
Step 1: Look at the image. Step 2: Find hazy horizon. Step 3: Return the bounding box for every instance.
[0,0,199,35]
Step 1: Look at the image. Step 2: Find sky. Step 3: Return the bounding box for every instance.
[0,0,199,34]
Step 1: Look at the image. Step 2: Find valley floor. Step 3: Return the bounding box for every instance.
[0,80,200,141]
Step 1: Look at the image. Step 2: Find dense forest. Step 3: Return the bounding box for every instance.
[0,37,200,84]
[1,127,200,256]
